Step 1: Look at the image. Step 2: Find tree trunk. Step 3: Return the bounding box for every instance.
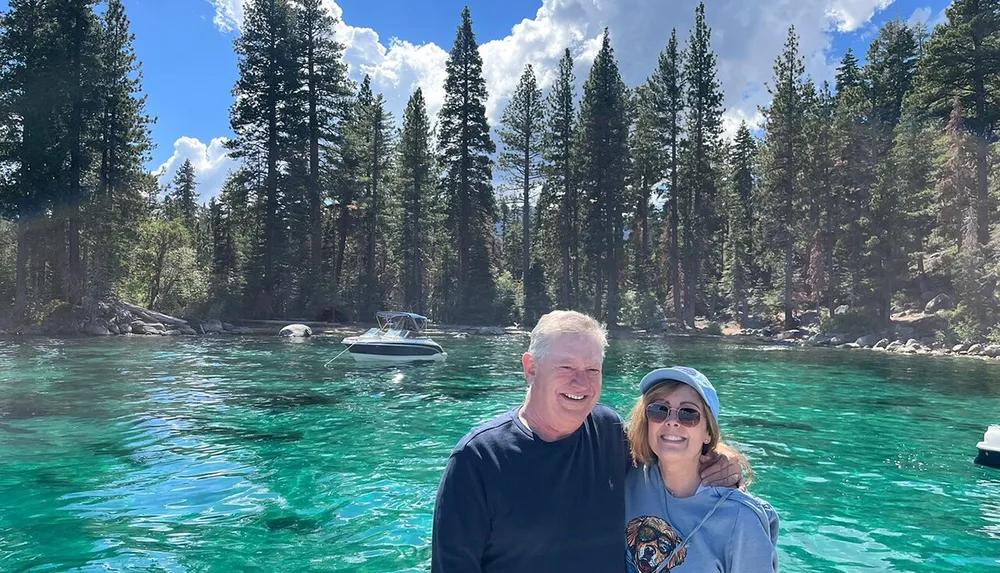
[784,240,794,329]
[13,208,29,323]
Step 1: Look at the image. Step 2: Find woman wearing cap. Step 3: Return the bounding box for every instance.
[623,366,779,573]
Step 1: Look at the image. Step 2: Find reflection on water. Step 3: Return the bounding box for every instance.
[0,335,999,572]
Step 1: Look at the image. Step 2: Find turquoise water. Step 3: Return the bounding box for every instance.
[1,335,999,572]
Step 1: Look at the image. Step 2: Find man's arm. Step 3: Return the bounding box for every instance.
[699,442,746,488]
[431,448,491,573]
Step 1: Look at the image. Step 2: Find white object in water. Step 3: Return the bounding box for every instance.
[978,425,1000,452]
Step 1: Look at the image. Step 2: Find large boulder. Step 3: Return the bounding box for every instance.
[83,319,110,336]
[202,319,224,333]
[968,343,985,355]
[776,329,805,340]
[279,324,313,337]
[834,305,850,316]
[797,311,821,328]
[475,326,506,336]
[856,333,882,347]
[874,338,890,349]
[924,294,955,314]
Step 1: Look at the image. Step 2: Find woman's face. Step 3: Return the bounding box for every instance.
[645,384,712,467]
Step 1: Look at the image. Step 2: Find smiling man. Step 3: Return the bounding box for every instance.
[431,310,741,573]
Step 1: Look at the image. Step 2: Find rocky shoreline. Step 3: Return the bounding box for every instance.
[3,298,999,364]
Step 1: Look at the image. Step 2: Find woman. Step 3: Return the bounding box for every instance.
[624,366,778,573]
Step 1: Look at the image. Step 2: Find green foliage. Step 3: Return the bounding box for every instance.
[438,7,497,323]
[493,270,521,326]
[705,321,723,336]
[121,219,207,315]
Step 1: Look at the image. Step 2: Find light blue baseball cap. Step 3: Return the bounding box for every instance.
[639,366,720,420]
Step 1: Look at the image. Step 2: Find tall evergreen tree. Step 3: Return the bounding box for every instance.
[910,0,1000,246]
[356,80,395,321]
[725,122,756,323]
[542,48,578,308]
[866,19,919,129]
[50,0,101,305]
[935,99,979,250]
[89,0,153,303]
[0,0,64,320]
[498,64,544,282]
[399,89,433,315]
[227,0,300,317]
[648,29,685,318]
[577,28,629,327]
[679,2,724,326]
[294,0,351,307]
[759,27,808,329]
[835,47,863,93]
[437,6,496,323]
[165,159,198,229]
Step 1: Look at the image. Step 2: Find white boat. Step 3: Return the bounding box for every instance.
[975,425,1000,469]
[341,311,446,362]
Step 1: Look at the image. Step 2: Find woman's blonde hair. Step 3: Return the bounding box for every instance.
[626,380,754,486]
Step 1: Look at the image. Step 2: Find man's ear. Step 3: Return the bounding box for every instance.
[522,352,536,385]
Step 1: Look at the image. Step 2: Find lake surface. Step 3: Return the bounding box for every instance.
[1,334,999,572]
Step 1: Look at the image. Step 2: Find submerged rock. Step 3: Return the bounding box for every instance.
[279,324,313,337]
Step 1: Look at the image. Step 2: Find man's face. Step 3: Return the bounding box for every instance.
[522,333,604,432]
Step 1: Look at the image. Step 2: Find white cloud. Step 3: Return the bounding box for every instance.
[154,137,237,202]
[205,0,897,144]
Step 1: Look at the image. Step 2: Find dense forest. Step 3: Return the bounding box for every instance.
[0,0,999,343]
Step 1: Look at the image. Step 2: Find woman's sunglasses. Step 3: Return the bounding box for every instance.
[646,403,702,427]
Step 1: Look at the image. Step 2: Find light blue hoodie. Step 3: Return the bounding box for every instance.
[624,464,779,573]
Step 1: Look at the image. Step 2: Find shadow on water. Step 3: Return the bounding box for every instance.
[227,389,348,412]
[729,417,816,432]
[264,515,321,533]
[201,424,304,443]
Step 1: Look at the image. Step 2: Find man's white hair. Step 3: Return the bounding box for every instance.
[526,310,608,361]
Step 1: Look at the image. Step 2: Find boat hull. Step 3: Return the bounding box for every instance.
[344,342,446,362]
[976,445,1000,469]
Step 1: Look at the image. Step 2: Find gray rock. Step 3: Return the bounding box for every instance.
[475,326,506,336]
[984,345,1000,358]
[968,343,985,355]
[203,319,224,333]
[844,342,861,349]
[809,333,833,345]
[835,305,850,316]
[830,335,847,345]
[777,329,805,340]
[176,325,198,335]
[874,338,890,349]
[924,293,955,314]
[453,332,469,339]
[107,323,120,335]
[83,320,110,336]
[223,322,236,331]
[140,325,163,335]
[163,329,182,336]
[952,343,967,353]
[905,338,920,348]
[886,341,903,351]
[279,324,313,337]
[856,333,881,347]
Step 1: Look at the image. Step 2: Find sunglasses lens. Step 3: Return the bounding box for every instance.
[677,408,701,427]
[646,404,668,423]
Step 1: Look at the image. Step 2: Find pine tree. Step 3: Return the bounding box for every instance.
[498,64,544,283]
[165,159,198,229]
[228,0,300,317]
[935,99,978,250]
[628,83,659,300]
[437,7,496,323]
[399,89,433,315]
[49,0,102,305]
[648,29,685,319]
[866,19,919,129]
[725,122,756,323]
[910,0,1000,246]
[542,48,578,308]
[294,0,351,306]
[801,82,836,313]
[759,27,808,329]
[0,0,66,320]
[356,80,395,321]
[88,0,153,303]
[835,48,863,93]
[679,2,724,326]
[577,28,630,327]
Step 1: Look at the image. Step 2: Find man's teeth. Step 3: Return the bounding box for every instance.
[564,393,585,400]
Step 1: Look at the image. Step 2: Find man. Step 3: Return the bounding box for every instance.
[432,310,742,572]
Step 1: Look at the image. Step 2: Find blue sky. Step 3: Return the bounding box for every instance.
[0,0,952,199]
